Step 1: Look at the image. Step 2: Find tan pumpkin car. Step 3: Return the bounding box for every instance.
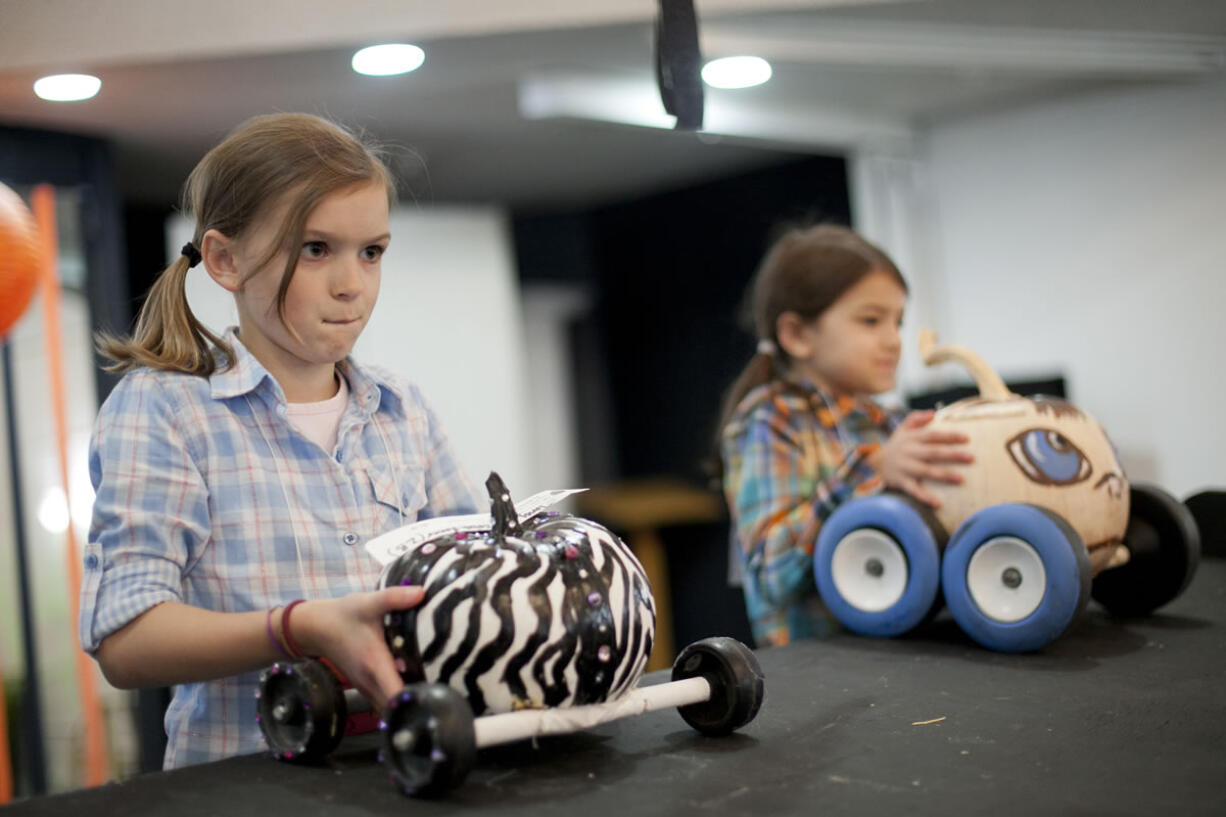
[814,331,1200,652]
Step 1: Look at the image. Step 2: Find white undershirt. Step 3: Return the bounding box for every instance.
[285,374,349,454]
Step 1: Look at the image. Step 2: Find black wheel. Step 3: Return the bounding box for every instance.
[380,683,476,797]
[1092,483,1201,617]
[671,637,764,736]
[256,659,347,762]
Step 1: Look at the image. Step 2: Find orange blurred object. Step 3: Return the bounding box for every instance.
[31,185,110,788]
[0,182,43,339]
[0,182,39,803]
[0,180,42,801]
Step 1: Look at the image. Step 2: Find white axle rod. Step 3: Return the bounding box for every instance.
[472,676,712,748]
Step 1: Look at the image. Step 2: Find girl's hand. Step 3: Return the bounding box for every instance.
[290,585,425,711]
[868,410,974,508]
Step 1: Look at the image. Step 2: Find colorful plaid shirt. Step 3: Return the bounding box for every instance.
[79,329,479,768]
[721,376,902,647]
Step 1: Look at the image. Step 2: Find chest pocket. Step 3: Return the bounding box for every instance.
[366,464,428,535]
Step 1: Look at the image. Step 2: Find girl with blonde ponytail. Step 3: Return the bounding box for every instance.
[717,224,972,647]
[81,113,479,768]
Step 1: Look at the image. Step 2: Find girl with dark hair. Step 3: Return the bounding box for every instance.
[82,113,479,767]
[718,224,971,646]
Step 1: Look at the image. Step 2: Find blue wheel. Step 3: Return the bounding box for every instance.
[942,504,1090,653]
[814,493,944,637]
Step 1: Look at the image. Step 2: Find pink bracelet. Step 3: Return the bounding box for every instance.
[266,606,292,659]
[281,599,307,659]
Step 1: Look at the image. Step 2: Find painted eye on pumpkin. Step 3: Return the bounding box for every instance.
[1006,428,1093,486]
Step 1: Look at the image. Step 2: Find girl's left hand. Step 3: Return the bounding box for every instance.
[289,585,425,711]
[869,410,975,507]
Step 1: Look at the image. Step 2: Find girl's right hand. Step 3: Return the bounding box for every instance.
[289,585,425,711]
[869,410,974,507]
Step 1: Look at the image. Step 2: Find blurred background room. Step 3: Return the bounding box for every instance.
[1,0,1223,797]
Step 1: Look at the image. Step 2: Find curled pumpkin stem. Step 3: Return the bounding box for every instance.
[918,329,1014,401]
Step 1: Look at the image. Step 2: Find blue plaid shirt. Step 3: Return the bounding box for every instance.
[79,329,479,768]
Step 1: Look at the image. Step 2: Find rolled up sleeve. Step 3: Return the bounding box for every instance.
[80,374,211,653]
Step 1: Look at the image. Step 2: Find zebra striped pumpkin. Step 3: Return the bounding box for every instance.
[380,473,656,716]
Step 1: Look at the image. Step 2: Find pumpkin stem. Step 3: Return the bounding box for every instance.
[485,471,521,538]
[918,329,1013,401]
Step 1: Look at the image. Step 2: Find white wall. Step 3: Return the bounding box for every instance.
[173,205,575,500]
[915,76,1226,498]
[519,283,590,503]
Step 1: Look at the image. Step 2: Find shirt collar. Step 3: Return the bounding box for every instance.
[337,356,401,416]
[208,327,400,417]
[785,372,884,426]
[209,327,280,401]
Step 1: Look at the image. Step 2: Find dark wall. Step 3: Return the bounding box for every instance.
[591,155,851,481]
[908,377,1067,411]
[123,203,173,320]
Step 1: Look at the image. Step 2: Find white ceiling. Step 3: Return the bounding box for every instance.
[1,0,1223,208]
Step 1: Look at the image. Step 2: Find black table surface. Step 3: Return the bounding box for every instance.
[10,559,1225,816]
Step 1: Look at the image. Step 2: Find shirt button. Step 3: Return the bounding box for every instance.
[84,554,99,569]
[343,532,359,546]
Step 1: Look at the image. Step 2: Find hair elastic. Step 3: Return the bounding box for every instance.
[756,339,777,356]
[180,242,202,268]
[280,599,308,659]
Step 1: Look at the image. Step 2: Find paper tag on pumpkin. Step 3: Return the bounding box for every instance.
[364,488,588,566]
[512,488,587,520]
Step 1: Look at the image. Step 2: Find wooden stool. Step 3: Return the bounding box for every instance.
[576,479,726,672]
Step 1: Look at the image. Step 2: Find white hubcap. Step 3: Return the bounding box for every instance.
[966,536,1046,623]
[830,529,907,612]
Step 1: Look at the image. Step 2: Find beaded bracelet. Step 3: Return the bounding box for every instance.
[265,606,292,659]
[281,599,308,659]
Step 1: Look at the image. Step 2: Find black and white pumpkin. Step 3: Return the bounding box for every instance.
[379,473,656,715]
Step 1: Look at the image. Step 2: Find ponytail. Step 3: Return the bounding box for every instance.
[708,350,777,481]
[716,351,775,442]
[96,255,235,376]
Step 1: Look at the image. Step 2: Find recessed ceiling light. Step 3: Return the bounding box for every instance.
[351,44,425,77]
[33,73,101,102]
[701,56,772,89]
